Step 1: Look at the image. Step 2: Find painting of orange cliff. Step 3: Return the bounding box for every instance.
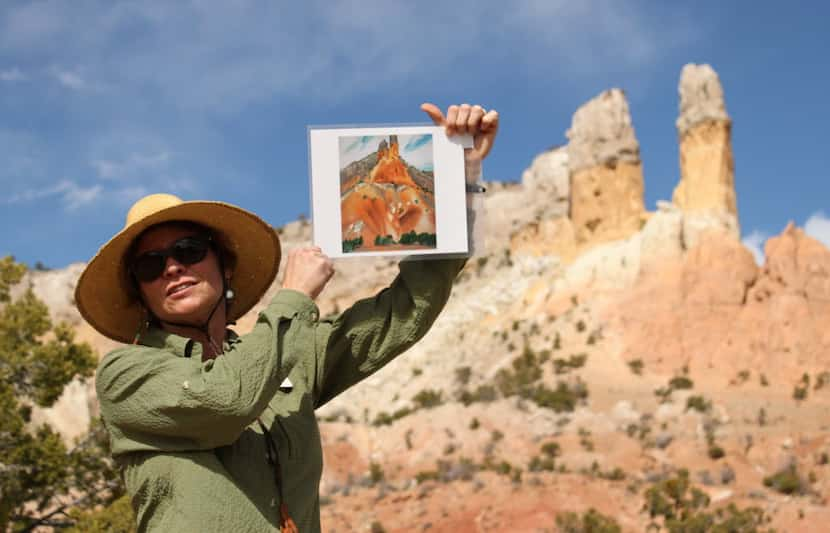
[339,134,437,253]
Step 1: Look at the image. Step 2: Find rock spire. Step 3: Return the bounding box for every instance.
[672,64,740,244]
[566,89,646,246]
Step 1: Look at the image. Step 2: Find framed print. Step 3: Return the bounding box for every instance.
[308,125,472,258]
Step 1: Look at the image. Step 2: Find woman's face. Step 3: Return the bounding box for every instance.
[133,224,226,326]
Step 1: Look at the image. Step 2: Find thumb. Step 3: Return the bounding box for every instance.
[420,102,445,126]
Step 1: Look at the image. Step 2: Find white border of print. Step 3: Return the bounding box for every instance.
[308,124,472,259]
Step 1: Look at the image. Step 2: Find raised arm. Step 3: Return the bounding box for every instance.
[309,256,464,406]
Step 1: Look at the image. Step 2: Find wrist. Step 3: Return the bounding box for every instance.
[464,158,482,183]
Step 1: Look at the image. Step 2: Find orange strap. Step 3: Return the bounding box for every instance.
[280,503,298,533]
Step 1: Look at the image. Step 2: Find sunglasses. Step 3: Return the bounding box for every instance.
[130,235,213,283]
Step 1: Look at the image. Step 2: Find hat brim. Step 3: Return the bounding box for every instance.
[75,201,280,344]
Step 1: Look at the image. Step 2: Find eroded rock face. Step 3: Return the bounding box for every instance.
[602,226,830,382]
[567,89,640,172]
[520,146,570,220]
[510,216,577,261]
[676,63,730,133]
[672,64,738,232]
[566,89,646,247]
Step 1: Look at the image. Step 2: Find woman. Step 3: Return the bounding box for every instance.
[76,103,498,532]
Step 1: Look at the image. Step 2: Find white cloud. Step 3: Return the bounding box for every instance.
[6,179,102,211]
[91,151,171,180]
[113,186,150,206]
[63,183,102,210]
[0,1,700,111]
[804,211,830,249]
[742,230,768,266]
[50,67,93,91]
[0,67,26,82]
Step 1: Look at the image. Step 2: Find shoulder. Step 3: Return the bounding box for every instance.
[95,345,174,391]
[99,344,168,369]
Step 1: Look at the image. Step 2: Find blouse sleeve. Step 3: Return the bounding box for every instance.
[309,257,465,408]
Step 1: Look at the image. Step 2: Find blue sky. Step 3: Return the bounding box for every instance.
[1,1,828,268]
[338,134,432,171]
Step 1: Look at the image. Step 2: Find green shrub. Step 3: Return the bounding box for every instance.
[707,445,726,460]
[412,389,443,409]
[669,376,694,390]
[654,386,673,403]
[454,366,472,385]
[374,234,395,246]
[342,236,364,252]
[530,380,588,413]
[763,466,803,495]
[628,359,644,375]
[495,348,543,397]
[369,462,385,485]
[553,353,588,375]
[814,371,830,390]
[643,469,745,532]
[578,428,594,452]
[457,384,498,405]
[415,470,440,484]
[541,442,562,458]
[372,407,413,426]
[555,508,621,533]
[600,468,626,481]
[528,455,556,472]
[686,395,712,414]
[709,504,774,533]
[66,496,136,533]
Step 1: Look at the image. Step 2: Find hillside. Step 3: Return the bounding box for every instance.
[25,64,830,532]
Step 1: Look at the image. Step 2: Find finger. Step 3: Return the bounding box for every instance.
[455,104,471,134]
[420,102,445,126]
[445,105,459,136]
[468,105,485,132]
[481,110,499,133]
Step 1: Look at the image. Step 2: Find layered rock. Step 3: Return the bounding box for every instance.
[673,64,739,247]
[602,224,830,382]
[566,89,646,247]
[520,146,570,220]
[510,147,575,259]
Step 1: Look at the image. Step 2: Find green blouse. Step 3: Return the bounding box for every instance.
[96,258,464,532]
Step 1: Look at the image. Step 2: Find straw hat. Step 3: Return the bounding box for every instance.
[75,193,281,343]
